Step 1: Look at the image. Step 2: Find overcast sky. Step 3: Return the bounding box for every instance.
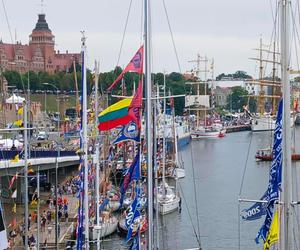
[0,0,277,77]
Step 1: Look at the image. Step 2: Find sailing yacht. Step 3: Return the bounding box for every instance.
[155,182,180,215]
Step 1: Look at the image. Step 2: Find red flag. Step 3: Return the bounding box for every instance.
[9,173,18,189]
[108,45,144,91]
[128,80,143,128]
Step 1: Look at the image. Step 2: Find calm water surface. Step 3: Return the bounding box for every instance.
[101,128,300,250]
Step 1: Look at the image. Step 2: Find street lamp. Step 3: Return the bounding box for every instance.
[42,82,60,249]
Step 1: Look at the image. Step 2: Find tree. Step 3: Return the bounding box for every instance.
[226,86,256,112]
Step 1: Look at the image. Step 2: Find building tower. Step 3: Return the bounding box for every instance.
[29,13,55,72]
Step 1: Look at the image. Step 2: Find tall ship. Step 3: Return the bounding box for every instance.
[185,54,226,139]
[247,38,295,131]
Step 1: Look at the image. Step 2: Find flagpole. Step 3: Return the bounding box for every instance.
[280,0,293,249]
[24,100,29,250]
[144,0,154,249]
[81,32,89,249]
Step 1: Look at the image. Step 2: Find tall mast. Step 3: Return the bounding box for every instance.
[280,0,293,249]
[94,61,101,250]
[144,0,153,248]
[162,72,166,199]
[204,55,208,127]
[259,37,264,115]
[81,32,89,249]
[24,101,29,250]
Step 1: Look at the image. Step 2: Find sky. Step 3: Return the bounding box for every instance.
[0,0,277,77]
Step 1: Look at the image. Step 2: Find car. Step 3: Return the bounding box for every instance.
[37,131,49,140]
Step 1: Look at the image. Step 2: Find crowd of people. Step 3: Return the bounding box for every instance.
[6,174,80,249]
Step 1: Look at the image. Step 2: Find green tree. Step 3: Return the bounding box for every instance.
[227,86,256,112]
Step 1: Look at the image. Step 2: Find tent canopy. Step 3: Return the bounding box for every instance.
[6,94,25,104]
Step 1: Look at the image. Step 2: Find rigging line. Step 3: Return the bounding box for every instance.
[238,132,253,196]
[162,0,182,73]
[1,0,13,44]
[116,0,133,68]
[177,181,202,248]
[189,141,202,249]
[290,2,300,69]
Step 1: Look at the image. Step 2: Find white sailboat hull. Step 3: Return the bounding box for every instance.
[157,196,180,215]
[251,116,294,132]
[174,168,185,179]
[191,129,226,139]
[89,219,118,239]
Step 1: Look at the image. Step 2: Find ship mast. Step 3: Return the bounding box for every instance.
[144,0,154,248]
[280,0,293,249]
[81,32,89,249]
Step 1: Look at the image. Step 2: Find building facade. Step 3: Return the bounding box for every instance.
[0,13,80,73]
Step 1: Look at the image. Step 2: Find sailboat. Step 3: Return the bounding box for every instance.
[155,84,180,215]
[186,54,226,139]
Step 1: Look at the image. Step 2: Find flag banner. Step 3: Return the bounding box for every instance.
[11,189,17,199]
[263,210,279,250]
[10,154,19,163]
[256,99,283,243]
[125,187,141,242]
[129,228,140,250]
[98,98,133,131]
[98,80,143,131]
[113,122,140,144]
[241,192,268,221]
[128,80,143,128]
[108,46,144,91]
[120,152,140,207]
[9,173,18,189]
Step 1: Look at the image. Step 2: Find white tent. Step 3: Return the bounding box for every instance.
[5,94,25,104]
[0,139,23,149]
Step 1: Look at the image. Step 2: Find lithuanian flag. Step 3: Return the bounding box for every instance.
[98,98,133,131]
[98,80,143,131]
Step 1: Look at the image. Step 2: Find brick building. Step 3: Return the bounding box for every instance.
[0,13,80,73]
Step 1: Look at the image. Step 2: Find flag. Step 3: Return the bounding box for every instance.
[13,119,23,127]
[17,107,23,116]
[129,229,140,250]
[120,154,141,207]
[113,122,140,144]
[98,80,143,131]
[256,99,283,243]
[9,173,18,189]
[108,46,144,91]
[125,187,141,242]
[10,154,19,163]
[263,210,279,250]
[128,80,143,128]
[241,191,268,221]
[11,190,17,199]
[98,99,133,131]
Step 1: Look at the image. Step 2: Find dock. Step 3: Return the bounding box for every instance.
[225,125,251,133]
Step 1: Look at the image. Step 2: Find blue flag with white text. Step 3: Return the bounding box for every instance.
[241,191,268,221]
[255,98,283,243]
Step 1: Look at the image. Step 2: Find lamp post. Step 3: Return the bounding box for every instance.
[42,82,60,248]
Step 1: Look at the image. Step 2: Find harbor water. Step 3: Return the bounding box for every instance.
[102,128,300,250]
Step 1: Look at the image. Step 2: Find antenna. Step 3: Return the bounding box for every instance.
[39,0,45,14]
